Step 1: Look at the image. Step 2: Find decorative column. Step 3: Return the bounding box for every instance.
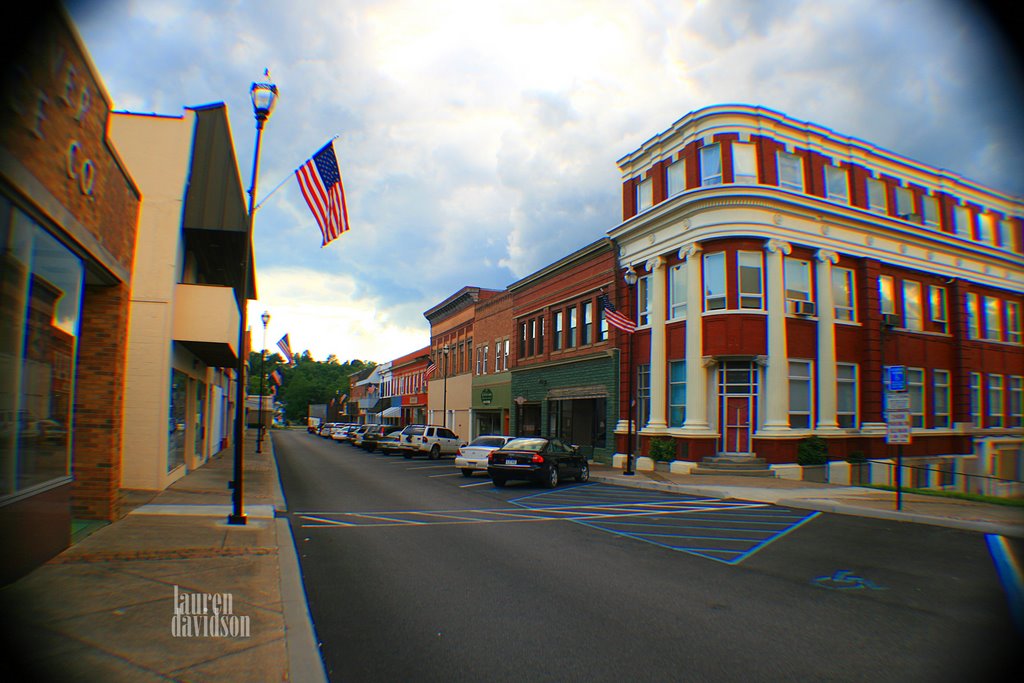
[761,239,792,433]
[645,255,669,432]
[815,249,841,431]
[680,244,711,432]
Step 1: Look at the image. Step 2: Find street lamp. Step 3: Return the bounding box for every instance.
[623,265,639,476]
[229,73,278,526]
[442,343,450,428]
[256,311,270,453]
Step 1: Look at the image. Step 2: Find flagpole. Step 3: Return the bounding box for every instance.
[254,135,340,212]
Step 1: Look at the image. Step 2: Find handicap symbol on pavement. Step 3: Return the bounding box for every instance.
[813,569,886,591]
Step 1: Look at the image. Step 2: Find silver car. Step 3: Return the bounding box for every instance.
[454,435,515,476]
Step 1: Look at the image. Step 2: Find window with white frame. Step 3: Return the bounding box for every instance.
[582,301,593,345]
[538,317,544,354]
[921,195,939,227]
[784,258,812,302]
[902,280,923,331]
[970,372,982,427]
[825,164,848,202]
[1008,301,1021,344]
[700,143,722,186]
[637,177,653,212]
[879,275,896,316]
[777,151,804,191]
[895,186,915,220]
[667,158,686,196]
[954,205,973,238]
[732,142,757,184]
[907,367,925,428]
[597,304,608,342]
[703,252,727,311]
[475,346,482,375]
[482,344,488,374]
[669,262,687,319]
[832,267,855,321]
[988,374,1004,427]
[553,311,563,351]
[737,251,763,309]
[836,363,858,428]
[979,212,997,245]
[503,339,509,370]
[637,364,651,429]
[1009,376,1023,428]
[998,217,1018,252]
[933,369,951,428]
[566,306,577,348]
[638,275,652,325]
[966,293,981,339]
[788,360,813,429]
[668,360,686,427]
[929,285,948,333]
[867,177,887,213]
[984,296,1002,341]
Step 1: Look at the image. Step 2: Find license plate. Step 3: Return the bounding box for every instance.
[505,458,518,465]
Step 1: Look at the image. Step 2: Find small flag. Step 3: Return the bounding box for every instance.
[425,358,437,378]
[277,334,294,365]
[599,293,636,333]
[295,140,350,247]
[271,369,282,385]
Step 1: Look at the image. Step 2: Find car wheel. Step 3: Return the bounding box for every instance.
[543,465,559,489]
[491,476,506,487]
[461,469,473,477]
[575,462,590,483]
[429,444,440,460]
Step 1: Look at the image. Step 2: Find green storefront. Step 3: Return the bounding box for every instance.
[472,372,511,438]
[510,351,619,463]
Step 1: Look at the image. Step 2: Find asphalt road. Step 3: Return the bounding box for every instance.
[274,429,1022,683]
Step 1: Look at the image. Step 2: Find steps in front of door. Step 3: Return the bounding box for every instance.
[690,455,776,477]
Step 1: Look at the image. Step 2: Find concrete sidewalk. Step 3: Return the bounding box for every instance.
[588,463,1024,538]
[0,429,325,683]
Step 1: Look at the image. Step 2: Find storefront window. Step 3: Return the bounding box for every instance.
[169,370,187,471]
[195,381,206,461]
[0,204,84,497]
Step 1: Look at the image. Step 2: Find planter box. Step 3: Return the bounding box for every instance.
[801,465,828,483]
[848,462,870,485]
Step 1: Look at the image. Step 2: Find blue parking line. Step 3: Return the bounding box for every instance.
[986,534,1024,634]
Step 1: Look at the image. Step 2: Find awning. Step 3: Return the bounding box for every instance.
[546,385,608,401]
[380,406,402,418]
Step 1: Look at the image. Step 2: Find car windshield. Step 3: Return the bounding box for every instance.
[499,438,547,452]
[404,426,424,436]
[469,436,510,448]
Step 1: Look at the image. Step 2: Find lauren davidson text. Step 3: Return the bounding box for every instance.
[171,585,251,638]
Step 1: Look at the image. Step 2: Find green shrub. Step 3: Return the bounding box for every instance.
[648,438,677,462]
[796,436,828,466]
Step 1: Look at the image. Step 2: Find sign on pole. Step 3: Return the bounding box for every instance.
[886,365,906,392]
[886,390,912,444]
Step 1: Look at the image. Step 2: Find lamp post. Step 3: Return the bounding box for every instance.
[442,343,450,428]
[229,73,278,526]
[256,311,270,453]
[623,266,638,476]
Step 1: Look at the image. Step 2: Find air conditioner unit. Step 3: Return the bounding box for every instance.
[789,300,816,316]
[898,212,921,222]
[882,313,901,328]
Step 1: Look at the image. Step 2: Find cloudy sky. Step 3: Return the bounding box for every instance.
[64,0,1022,364]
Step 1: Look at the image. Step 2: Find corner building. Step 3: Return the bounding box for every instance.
[610,105,1023,479]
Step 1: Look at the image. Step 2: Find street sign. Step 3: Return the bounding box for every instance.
[886,392,911,412]
[886,365,906,392]
[886,410,912,444]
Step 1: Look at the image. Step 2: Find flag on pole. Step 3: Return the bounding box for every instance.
[598,293,636,333]
[276,334,295,365]
[271,369,283,385]
[295,140,350,247]
[425,358,438,378]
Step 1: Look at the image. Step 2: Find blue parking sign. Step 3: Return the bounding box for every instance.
[887,365,906,392]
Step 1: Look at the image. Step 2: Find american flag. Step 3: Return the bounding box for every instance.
[425,358,438,378]
[598,293,636,334]
[276,334,295,365]
[295,141,350,247]
[271,369,282,385]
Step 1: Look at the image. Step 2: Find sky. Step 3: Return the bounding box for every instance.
[62,0,1023,365]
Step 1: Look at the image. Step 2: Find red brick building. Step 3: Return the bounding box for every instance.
[392,346,430,426]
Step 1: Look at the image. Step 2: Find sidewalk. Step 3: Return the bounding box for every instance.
[0,429,326,683]
[588,463,1024,538]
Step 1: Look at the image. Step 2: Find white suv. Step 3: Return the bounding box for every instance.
[398,425,463,459]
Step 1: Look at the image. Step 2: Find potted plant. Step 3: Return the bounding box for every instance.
[649,438,677,471]
[797,436,829,483]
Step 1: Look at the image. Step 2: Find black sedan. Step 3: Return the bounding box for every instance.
[486,437,589,488]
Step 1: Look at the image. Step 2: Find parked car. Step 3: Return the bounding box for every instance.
[317,423,335,437]
[376,429,405,455]
[397,425,463,459]
[454,435,515,477]
[359,424,393,452]
[330,424,351,441]
[351,424,377,449]
[487,437,589,488]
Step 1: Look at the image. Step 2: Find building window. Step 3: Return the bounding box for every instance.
[518,323,527,358]
[476,346,482,374]
[667,158,686,196]
[597,303,608,342]
[867,177,887,213]
[700,143,722,186]
[879,276,895,315]
[553,311,563,351]
[703,252,727,311]
[954,205,973,238]
[637,364,651,429]
[637,177,653,212]
[921,195,939,227]
[833,267,855,322]
[929,286,948,333]
[907,368,925,428]
[1008,301,1021,344]
[836,363,858,428]
[784,258,812,303]
[737,251,763,310]
[777,151,803,191]
[732,142,757,184]
[537,317,545,354]
[1008,376,1023,428]
[528,320,536,357]
[825,164,848,202]
[788,360,813,429]
[566,306,577,348]
[895,186,915,220]
[970,372,982,427]
[638,274,652,325]
[933,369,951,428]
[503,339,509,370]
[984,296,1002,341]
[966,293,981,339]
[998,217,1018,252]
[669,262,687,319]
[582,301,593,345]
[988,375,1004,428]
[902,280,923,331]
[669,360,686,428]
[979,212,997,245]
